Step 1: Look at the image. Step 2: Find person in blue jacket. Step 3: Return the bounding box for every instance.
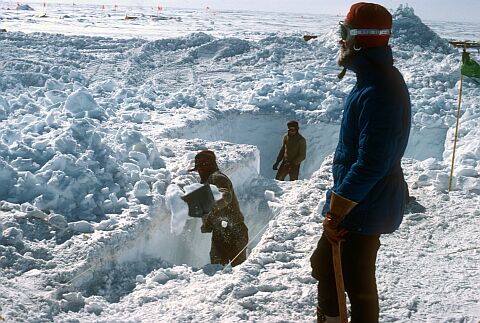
[310,3,411,323]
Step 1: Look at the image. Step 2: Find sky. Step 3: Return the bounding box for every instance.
[36,0,480,23]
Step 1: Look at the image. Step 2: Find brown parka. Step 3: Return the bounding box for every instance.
[275,132,307,165]
[201,170,248,266]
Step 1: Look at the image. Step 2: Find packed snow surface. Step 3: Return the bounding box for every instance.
[0,3,479,322]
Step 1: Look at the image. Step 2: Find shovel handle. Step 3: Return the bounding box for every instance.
[332,241,348,323]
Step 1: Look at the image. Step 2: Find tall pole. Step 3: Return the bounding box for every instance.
[448,73,464,192]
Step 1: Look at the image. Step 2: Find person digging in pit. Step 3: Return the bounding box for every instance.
[190,150,249,267]
[272,120,307,181]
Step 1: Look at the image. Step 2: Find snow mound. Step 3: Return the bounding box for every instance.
[186,37,251,61]
[391,5,453,54]
[0,118,167,221]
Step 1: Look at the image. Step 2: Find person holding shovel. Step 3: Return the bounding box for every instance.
[190,150,249,267]
[272,120,307,181]
[310,3,411,323]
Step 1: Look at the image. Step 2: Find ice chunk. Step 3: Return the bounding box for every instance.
[48,214,68,230]
[64,88,105,119]
[165,184,189,235]
[264,190,275,201]
[1,227,23,245]
[68,221,94,233]
[133,180,151,198]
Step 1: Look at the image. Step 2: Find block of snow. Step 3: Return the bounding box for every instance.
[85,298,105,315]
[45,90,67,105]
[64,88,105,119]
[210,184,222,201]
[63,292,84,304]
[433,173,450,192]
[0,159,17,198]
[183,183,203,194]
[455,167,478,177]
[461,177,480,193]
[133,180,151,198]
[95,218,118,231]
[165,184,189,235]
[27,209,48,221]
[45,79,65,91]
[2,227,23,245]
[159,146,175,157]
[151,271,170,284]
[68,221,94,233]
[421,158,444,171]
[97,79,117,92]
[414,173,432,187]
[264,190,275,201]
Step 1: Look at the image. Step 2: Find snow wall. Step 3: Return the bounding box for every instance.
[170,111,447,179]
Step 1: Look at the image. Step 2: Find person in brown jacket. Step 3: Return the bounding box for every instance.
[272,120,307,181]
[191,150,249,267]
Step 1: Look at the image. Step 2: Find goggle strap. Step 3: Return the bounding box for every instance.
[349,28,391,36]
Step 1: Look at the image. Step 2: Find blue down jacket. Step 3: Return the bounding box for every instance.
[323,46,411,235]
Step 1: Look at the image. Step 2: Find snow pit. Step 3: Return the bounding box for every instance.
[51,139,276,304]
[173,112,340,179]
[172,111,448,180]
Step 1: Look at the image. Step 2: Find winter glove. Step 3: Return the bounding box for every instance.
[323,192,358,244]
[201,213,213,233]
[272,161,280,170]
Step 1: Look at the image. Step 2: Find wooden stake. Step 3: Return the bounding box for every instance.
[332,242,348,323]
[448,73,464,192]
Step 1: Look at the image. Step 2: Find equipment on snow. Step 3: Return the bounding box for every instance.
[181,183,215,218]
[303,35,318,42]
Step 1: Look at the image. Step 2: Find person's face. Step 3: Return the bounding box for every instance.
[337,21,355,66]
[288,127,298,135]
[195,157,215,179]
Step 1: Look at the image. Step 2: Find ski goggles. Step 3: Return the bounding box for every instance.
[339,21,391,42]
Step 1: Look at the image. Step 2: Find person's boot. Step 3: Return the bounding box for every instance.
[317,306,341,323]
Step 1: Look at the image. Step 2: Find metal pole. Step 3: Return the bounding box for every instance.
[448,73,464,192]
[332,242,348,323]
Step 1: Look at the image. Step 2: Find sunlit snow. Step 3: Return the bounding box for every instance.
[0,3,479,322]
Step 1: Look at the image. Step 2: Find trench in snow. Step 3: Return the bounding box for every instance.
[69,112,448,305]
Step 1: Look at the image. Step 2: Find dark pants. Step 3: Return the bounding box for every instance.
[210,223,249,267]
[275,161,300,181]
[310,232,380,323]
